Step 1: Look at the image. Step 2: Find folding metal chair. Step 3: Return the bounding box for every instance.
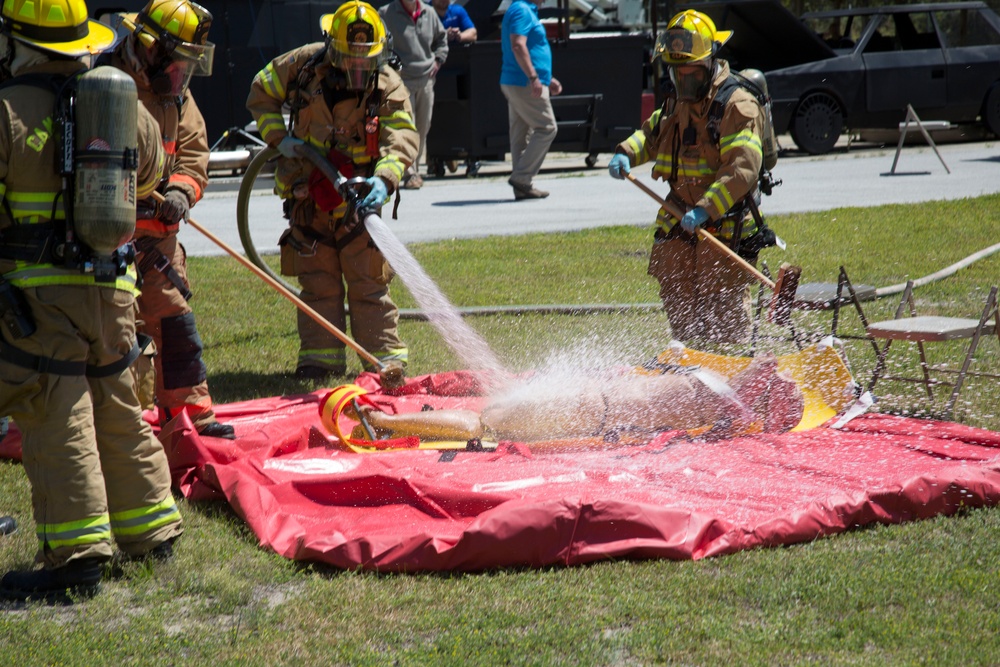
[794,266,879,347]
[751,264,878,357]
[865,282,1000,420]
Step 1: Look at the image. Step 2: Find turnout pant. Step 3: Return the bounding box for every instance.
[648,233,755,344]
[135,232,216,429]
[0,284,183,566]
[280,211,407,373]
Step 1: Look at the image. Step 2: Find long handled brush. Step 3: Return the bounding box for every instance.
[150,192,406,389]
[625,173,801,325]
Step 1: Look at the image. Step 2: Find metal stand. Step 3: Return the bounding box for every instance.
[887,104,950,175]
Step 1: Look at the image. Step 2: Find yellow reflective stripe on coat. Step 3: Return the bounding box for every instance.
[720,128,762,158]
[704,181,735,219]
[255,63,287,103]
[380,109,416,131]
[375,155,406,181]
[4,262,141,294]
[651,152,715,179]
[654,210,758,241]
[715,216,759,239]
[37,514,111,549]
[136,151,164,199]
[335,143,371,163]
[256,113,287,144]
[623,129,650,165]
[4,190,65,220]
[109,496,181,537]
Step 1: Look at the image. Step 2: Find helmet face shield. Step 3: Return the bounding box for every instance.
[124,0,214,94]
[141,38,213,95]
[654,9,731,66]
[172,39,214,76]
[669,60,713,102]
[328,45,383,90]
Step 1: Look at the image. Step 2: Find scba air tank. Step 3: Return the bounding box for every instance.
[72,65,138,256]
[739,68,778,171]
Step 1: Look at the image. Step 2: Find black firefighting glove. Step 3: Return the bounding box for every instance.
[159,190,191,225]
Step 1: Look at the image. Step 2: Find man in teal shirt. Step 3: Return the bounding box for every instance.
[500,0,562,200]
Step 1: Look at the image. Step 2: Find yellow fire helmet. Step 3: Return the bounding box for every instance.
[320,0,389,89]
[1,0,118,56]
[653,9,732,65]
[120,0,214,93]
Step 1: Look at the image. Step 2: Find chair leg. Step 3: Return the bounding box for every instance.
[915,340,934,401]
[837,266,882,358]
[867,338,893,393]
[866,281,915,395]
[943,286,999,419]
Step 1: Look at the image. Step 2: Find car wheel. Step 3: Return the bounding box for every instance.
[983,84,1000,137]
[790,93,843,155]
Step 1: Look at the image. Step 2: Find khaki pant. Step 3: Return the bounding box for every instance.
[403,74,435,176]
[501,83,558,188]
[0,284,182,566]
[281,210,405,372]
[135,232,216,429]
[648,234,754,343]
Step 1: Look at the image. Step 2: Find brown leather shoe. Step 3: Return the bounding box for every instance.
[513,185,549,200]
[402,173,423,189]
[508,177,549,199]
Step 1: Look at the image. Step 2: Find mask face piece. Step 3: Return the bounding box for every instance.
[669,60,713,102]
[138,32,214,96]
[328,47,377,90]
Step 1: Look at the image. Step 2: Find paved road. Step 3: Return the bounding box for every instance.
[181,138,1000,257]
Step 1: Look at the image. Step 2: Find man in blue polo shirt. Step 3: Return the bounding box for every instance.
[432,0,477,43]
[500,0,562,200]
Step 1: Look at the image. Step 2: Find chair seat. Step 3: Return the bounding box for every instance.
[794,281,877,311]
[867,315,997,342]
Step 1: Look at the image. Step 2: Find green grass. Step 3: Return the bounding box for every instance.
[2,193,999,664]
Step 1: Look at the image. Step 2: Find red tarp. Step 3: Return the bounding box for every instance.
[4,370,1000,571]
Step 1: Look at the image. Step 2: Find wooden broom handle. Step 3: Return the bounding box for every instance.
[150,191,385,370]
[625,173,775,290]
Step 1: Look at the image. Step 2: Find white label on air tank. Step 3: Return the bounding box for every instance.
[75,167,135,207]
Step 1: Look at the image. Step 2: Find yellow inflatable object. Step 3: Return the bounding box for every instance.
[648,342,856,431]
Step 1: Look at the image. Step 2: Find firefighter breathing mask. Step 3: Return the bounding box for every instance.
[321,1,390,90]
[669,60,715,102]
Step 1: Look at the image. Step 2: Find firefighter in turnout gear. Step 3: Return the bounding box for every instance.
[0,0,182,603]
[105,0,235,439]
[246,0,419,381]
[609,9,776,344]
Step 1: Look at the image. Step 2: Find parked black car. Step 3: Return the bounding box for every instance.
[682,1,1000,154]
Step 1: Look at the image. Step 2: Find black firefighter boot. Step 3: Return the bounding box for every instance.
[0,558,104,604]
